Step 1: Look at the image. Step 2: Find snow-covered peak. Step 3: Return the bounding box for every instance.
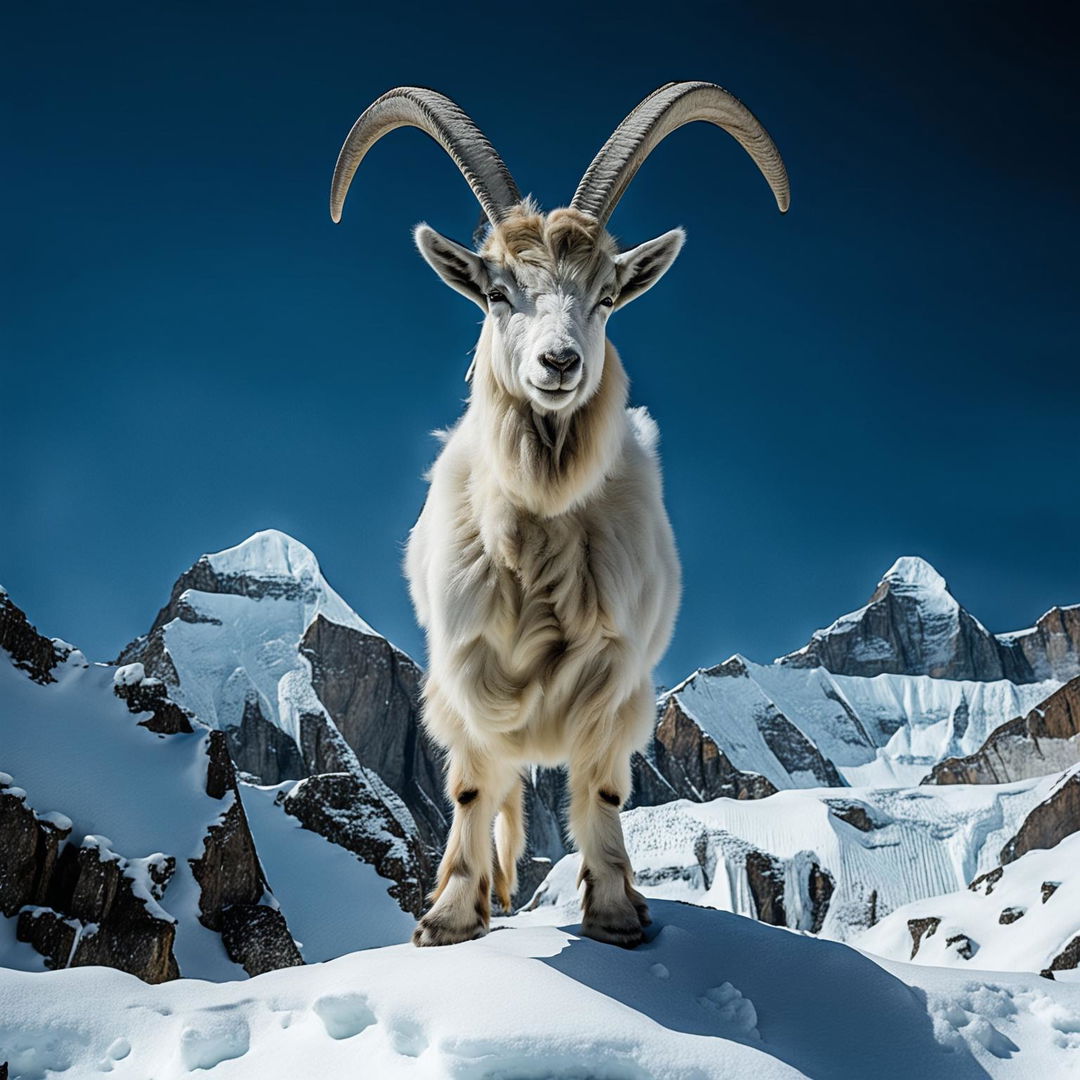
[880,556,950,597]
[192,529,375,637]
[206,529,322,583]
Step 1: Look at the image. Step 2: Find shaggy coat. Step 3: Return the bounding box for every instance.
[406,206,681,948]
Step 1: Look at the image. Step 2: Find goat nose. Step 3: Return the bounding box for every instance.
[539,349,581,375]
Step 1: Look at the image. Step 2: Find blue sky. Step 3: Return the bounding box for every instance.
[3,2,1077,685]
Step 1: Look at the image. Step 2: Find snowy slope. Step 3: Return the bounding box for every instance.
[240,782,415,961]
[856,831,1080,975]
[0,621,420,980]
[0,646,246,980]
[525,777,1054,942]
[2,901,1078,1080]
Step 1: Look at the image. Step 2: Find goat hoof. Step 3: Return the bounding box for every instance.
[412,912,487,948]
[580,914,645,949]
[626,886,652,927]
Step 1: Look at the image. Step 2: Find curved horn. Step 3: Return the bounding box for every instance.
[570,81,790,225]
[330,86,521,225]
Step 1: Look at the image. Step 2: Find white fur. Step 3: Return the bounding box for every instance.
[406,205,681,948]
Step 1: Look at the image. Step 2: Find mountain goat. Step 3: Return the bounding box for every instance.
[330,82,789,947]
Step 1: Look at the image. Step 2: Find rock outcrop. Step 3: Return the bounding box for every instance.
[0,588,67,684]
[190,731,303,975]
[1000,765,1080,865]
[927,678,1080,785]
[300,614,448,846]
[648,696,779,803]
[279,771,430,918]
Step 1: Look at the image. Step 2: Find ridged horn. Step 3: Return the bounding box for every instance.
[570,81,790,225]
[330,86,521,225]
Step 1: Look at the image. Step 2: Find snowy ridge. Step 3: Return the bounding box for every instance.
[526,776,1052,942]
[664,656,1057,790]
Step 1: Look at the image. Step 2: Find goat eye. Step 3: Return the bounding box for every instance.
[487,289,508,305]
[599,296,614,309]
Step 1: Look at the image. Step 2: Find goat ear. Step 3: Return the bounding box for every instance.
[414,224,489,309]
[613,229,685,309]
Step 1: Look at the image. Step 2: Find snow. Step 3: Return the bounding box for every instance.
[883,554,951,596]
[239,781,415,962]
[150,532,379,746]
[856,828,1080,975]
[0,647,416,980]
[666,657,1056,790]
[112,662,145,687]
[2,901,1078,1079]
[526,777,1054,942]
[205,529,376,638]
[0,649,245,981]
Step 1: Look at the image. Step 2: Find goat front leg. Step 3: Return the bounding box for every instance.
[568,750,649,948]
[567,682,653,948]
[414,744,515,947]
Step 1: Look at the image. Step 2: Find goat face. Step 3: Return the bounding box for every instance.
[415,206,684,415]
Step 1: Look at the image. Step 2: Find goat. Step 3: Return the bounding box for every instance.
[330,82,789,947]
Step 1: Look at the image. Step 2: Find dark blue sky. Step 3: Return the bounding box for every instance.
[3,2,1077,685]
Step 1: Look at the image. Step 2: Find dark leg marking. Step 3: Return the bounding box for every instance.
[598,789,621,807]
[457,788,479,806]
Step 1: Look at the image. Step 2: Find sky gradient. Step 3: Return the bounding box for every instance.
[3,1,1078,686]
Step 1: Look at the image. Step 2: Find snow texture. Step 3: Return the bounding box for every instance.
[2,901,1078,1079]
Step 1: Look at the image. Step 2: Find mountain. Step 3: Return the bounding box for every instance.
[856,766,1080,977]
[0,587,423,982]
[527,772,1054,944]
[928,676,1080,785]
[117,530,449,846]
[780,556,1080,683]
[645,557,1077,795]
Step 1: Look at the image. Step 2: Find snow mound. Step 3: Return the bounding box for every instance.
[2,902,1077,1079]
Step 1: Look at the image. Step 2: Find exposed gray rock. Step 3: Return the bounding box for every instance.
[0,781,70,916]
[945,933,978,960]
[745,850,786,926]
[1042,881,1061,903]
[781,559,1020,681]
[225,696,305,785]
[1000,766,1080,864]
[969,867,1003,896]
[220,904,303,976]
[17,838,179,984]
[826,800,881,833]
[999,906,1025,925]
[1046,935,1080,976]
[650,696,779,803]
[190,730,302,976]
[780,558,1079,685]
[0,589,67,684]
[301,615,449,847]
[908,916,941,959]
[113,668,194,735]
[279,772,430,918]
[927,678,1080,785]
